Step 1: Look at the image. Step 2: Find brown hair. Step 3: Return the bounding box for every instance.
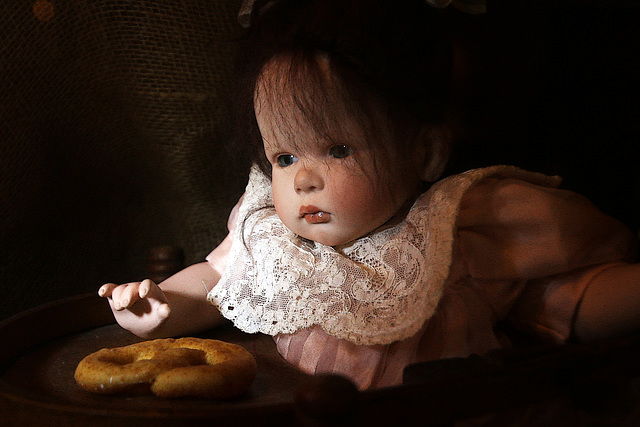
[232,0,454,179]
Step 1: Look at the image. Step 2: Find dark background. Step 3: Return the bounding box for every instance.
[2,0,639,321]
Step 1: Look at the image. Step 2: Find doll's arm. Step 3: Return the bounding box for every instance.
[574,263,640,343]
[99,261,227,339]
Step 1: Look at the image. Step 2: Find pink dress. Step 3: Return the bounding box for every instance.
[206,167,636,390]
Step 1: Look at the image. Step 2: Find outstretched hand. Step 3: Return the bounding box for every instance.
[99,279,170,338]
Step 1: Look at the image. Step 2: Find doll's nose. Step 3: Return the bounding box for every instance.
[295,166,324,194]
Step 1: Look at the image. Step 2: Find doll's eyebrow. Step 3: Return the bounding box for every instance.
[261,135,281,151]
[263,141,288,158]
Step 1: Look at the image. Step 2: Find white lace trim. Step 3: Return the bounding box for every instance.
[208,165,559,345]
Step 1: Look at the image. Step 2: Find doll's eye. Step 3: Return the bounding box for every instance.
[329,145,354,159]
[277,154,298,167]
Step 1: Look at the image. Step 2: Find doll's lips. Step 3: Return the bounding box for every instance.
[300,206,331,224]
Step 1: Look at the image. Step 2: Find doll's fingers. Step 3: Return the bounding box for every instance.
[98,283,117,298]
[110,286,127,310]
[109,283,134,310]
[138,279,154,299]
[119,283,145,309]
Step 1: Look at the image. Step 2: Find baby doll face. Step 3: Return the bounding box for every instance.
[254,56,422,246]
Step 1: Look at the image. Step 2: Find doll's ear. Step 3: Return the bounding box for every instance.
[414,124,451,182]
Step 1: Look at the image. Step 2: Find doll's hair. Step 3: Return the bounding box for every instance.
[232,0,453,179]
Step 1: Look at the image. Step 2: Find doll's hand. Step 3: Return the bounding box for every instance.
[99,279,170,337]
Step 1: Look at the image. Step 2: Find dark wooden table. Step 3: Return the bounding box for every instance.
[3,293,640,426]
[0,294,311,426]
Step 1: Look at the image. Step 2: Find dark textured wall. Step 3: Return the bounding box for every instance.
[1,0,247,320]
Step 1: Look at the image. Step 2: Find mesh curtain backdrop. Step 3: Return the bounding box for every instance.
[1,0,247,319]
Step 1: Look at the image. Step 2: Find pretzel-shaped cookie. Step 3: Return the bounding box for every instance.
[74,337,257,399]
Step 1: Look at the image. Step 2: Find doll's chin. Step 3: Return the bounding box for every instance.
[299,229,360,247]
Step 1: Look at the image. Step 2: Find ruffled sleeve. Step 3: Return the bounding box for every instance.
[457,176,638,342]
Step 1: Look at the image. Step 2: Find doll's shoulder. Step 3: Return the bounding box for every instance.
[453,171,636,280]
[458,173,601,228]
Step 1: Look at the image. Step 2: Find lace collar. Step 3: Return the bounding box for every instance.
[208,165,558,345]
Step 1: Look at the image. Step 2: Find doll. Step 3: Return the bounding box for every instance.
[100,0,640,390]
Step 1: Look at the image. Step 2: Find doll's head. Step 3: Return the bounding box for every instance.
[235,0,454,246]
